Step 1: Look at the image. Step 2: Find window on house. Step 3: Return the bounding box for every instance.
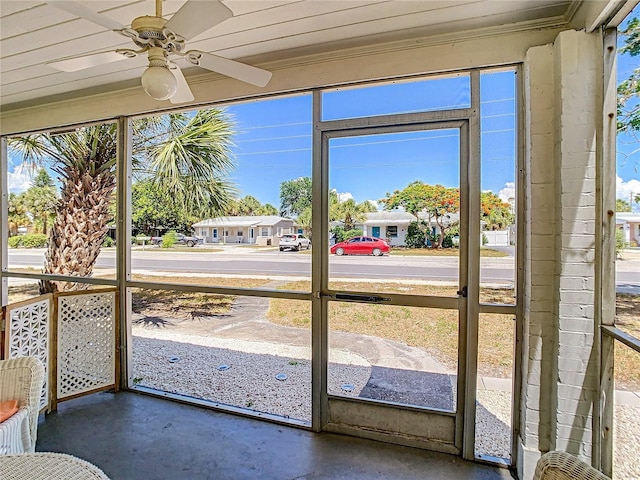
[387,226,398,238]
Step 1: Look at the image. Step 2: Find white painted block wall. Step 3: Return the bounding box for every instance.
[518,29,602,480]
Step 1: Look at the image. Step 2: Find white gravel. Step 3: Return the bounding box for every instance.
[614,405,640,480]
[474,391,640,479]
[475,390,512,459]
[132,327,371,422]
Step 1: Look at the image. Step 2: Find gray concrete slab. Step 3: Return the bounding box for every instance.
[36,391,513,480]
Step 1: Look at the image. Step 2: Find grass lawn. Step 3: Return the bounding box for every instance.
[614,294,640,389]
[296,247,509,257]
[268,282,513,377]
[129,275,272,320]
[136,245,224,253]
[392,247,509,257]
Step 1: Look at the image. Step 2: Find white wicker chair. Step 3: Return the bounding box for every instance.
[0,357,45,455]
[533,451,611,480]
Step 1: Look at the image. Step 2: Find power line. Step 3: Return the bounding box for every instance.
[235,121,311,132]
[235,134,312,145]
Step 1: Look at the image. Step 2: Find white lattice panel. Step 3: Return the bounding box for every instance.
[6,295,51,411]
[57,291,116,399]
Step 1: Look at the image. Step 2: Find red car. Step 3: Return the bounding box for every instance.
[330,236,390,256]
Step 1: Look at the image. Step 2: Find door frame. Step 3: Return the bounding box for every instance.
[311,84,481,457]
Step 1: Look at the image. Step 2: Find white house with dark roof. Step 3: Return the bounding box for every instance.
[193,216,296,245]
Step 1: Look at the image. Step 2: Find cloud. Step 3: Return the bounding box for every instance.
[490,177,640,205]
[7,164,32,194]
[336,191,353,202]
[498,182,515,203]
[616,176,640,202]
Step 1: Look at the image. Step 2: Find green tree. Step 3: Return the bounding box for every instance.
[261,203,278,216]
[22,169,57,234]
[481,191,514,230]
[331,198,376,230]
[618,17,640,134]
[297,205,313,237]
[380,181,433,221]
[237,195,262,215]
[617,198,632,212]
[131,179,199,235]
[32,168,55,188]
[7,192,29,237]
[10,108,236,292]
[425,185,460,248]
[224,195,279,217]
[381,182,460,248]
[279,177,312,218]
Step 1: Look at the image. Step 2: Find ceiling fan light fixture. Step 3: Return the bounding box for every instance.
[141,48,177,101]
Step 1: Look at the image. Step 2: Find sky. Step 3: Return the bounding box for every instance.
[617,6,640,210]
[6,7,640,213]
[221,71,514,208]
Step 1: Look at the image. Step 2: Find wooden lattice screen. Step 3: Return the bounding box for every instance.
[3,288,119,411]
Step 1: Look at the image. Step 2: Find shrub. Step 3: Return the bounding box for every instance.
[442,234,454,249]
[482,232,489,246]
[20,233,48,248]
[616,229,627,258]
[331,226,363,243]
[8,236,22,248]
[343,228,363,240]
[405,221,427,248]
[103,236,115,247]
[162,230,178,248]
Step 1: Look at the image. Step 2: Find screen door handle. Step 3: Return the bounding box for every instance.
[333,294,391,303]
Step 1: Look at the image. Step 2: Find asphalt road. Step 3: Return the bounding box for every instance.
[7,248,640,289]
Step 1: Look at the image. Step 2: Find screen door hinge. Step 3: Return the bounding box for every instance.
[457,286,468,298]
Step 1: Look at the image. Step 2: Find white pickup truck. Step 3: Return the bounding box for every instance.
[279,234,311,251]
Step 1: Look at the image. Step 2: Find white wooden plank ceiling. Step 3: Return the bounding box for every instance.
[1,0,576,109]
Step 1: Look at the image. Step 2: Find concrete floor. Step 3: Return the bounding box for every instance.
[35,391,515,480]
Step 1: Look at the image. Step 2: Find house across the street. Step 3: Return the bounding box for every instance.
[193,216,296,245]
[358,211,460,247]
[616,213,640,246]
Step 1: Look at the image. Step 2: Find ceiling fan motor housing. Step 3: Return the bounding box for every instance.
[130,16,185,53]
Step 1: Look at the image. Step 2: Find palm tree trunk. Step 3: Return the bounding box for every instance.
[40,168,115,293]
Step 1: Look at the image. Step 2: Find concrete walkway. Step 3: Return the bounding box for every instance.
[476,374,640,407]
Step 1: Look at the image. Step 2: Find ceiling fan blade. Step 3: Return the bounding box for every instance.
[48,1,125,31]
[165,0,233,41]
[169,63,195,104]
[48,51,128,72]
[196,52,272,87]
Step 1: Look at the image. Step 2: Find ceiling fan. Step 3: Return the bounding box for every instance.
[47,0,272,103]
